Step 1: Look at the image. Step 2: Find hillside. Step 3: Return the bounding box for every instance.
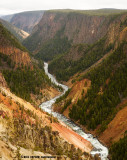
[1,14,14,22]
[48,12,127,81]
[23,10,110,58]
[0,86,93,160]
[23,9,127,62]
[23,8,127,125]
[2,11,44,33]
[28,9,127,159]
[52,13,127,125]
[0,22,59,105]
[8,8,127,159]
[52,44,127,159]
[10,10,44,33]
[0,22,29,63]
[0,18,29,42]
[0,21,95,160]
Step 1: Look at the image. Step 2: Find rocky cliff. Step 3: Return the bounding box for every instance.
[10,10,44,33]
[0,22,32,67]
[0,18,29,42]
[39,11,108,44]
[0,23,60,104]
[49,12,127,156]
[23,9,127,64]
[0,46,31,67]
[24,10,112,53]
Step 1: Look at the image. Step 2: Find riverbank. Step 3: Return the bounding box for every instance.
[0,86,84,160]
[64,117,109,153]
[51,121,93,153]
[40,62,109,160]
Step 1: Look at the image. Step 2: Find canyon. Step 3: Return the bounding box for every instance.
[1,8,127,160]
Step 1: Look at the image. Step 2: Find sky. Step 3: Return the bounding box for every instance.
[0,0,127,15]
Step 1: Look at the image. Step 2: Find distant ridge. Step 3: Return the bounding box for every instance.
[1,14,14,22]
[0,18,29,42]
[1,10,44,33]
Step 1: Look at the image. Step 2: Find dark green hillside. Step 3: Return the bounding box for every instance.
[0,22,27,51]
[23,31,42,52]
[35,36,71,61]
[0,52,15,68]
[110,134,127,160]
[69,42,127,132]
[0,23,55,103]
[2,64,52,101]
[0,18,29,42]
[49,37,114,81]
[23,26,72,60]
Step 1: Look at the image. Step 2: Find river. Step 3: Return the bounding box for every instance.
[39,62,109,160]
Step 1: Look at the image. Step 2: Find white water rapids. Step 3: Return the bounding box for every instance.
[39,62,109,160]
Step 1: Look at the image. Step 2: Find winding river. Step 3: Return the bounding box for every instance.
[39,62,109,160]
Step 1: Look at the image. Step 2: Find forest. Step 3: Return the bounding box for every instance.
[49,37,114,81]
[35,36,71,61]
[0,51,52,102]
[2,65,52,102]
[3,68,51,101]
[0,23,27,52]
[110,133,127,160]
[24,25,72,61]
[68,42,127,132]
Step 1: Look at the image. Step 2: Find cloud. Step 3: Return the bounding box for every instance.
[0,0,127,15]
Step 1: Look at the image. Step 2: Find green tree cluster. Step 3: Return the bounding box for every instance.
[2,63,52,102]
[110,133,127,160]
[0,52,15,67]
[49,37,114,81]
[35,36,71,61]
[69,42,127,131]
[0,23,27,52]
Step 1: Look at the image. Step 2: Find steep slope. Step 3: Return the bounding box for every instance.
[22,9,127,159]
[55,41,127,132]
[0,87,93,160]
[49,12,127,160]
[49,37,114,81]
[8,10,44,33]
[48,12,127,81]
[109,134,127,160]
[1,14,14,22]
[0,21,94,160]
[0,18,29,42]
[23,9,127,133]
[23,9,127,62]
[0,22,31,67]
[100,99,127,145]
[0,23,59,104]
